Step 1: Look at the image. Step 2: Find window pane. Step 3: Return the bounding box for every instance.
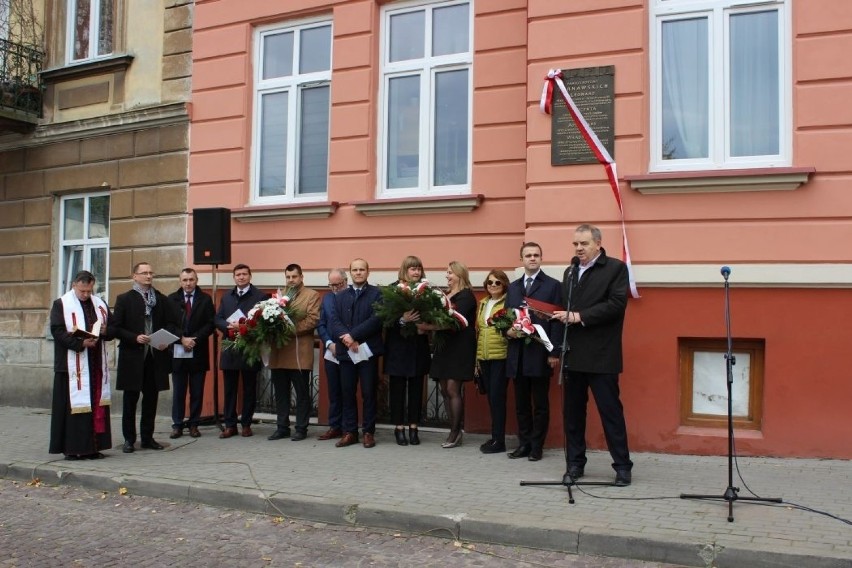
[299,25,331,74]
[97,0,113,56]
[434,69,468,186]
[259,91,289,197]
[730,11,779,157]
[433,4,469,56]
[88,195,110,238]
[90,247,107,299]
[298,85,330,194]
[387,75,420,189]
[661,18,709,160]
[692,351,751,416]
[389,11,424,62]
[63,246,83,293]
[64,198,84,239]
[263,32,294,79]
[73,0,91,60]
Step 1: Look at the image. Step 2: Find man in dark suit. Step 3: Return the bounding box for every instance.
[506,242,564,462]
[168,268,215,439]
[214,264,269,439]
[329,258,384,449]
[109,262,181,453]
[316,268,348,441]
[555,224,632,486]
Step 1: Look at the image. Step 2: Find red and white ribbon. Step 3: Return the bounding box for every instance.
[540,69,639,298]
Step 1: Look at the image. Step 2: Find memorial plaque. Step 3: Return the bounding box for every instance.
[550,66,615,166]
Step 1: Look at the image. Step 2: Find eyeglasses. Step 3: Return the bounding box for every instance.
[486,280,503,286]
[328,282,346,290]
[135,271,155,276]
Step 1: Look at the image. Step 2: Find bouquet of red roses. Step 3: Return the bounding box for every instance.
[222,291,301,366]
[374,279,468,337]
[487,306,552,350]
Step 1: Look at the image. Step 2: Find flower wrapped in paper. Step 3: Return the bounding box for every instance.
[222,290,302,366]
[487,306,553,351]
[375,279,468,337]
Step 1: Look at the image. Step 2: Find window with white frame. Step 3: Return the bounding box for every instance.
[67,0,114,63]
[380,0,471,196]
[650,0,790,171]
[59,194,110,300]
[252,20,332,202]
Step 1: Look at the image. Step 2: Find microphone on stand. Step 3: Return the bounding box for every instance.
[720,266,731,281]
[567,256,580,282]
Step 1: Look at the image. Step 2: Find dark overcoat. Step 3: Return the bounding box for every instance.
[329,284,384,361]
[109,287,181,391]
[562,248,628,375]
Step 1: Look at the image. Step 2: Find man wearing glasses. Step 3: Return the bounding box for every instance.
[315,268,348,441]
[109,262,181,453]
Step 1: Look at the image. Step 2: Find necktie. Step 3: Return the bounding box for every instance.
[185,295,192,317]
[524,277,533,295]
[354,288,361,299]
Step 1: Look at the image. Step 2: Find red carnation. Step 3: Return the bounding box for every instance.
[239,324,248,335]
[228,329,236,339]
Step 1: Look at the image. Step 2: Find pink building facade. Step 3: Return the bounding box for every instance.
[189,0,852,458]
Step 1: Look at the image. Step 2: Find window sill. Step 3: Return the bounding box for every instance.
[626,167,815,195]
[353,194,483,216]
[232,201,339,222]
[41,54,135,84]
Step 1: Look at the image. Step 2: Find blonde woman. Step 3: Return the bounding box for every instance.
[476,269,510,454]
[419,261,477,448]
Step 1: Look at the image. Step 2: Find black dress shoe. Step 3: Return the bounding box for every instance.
[87,452,106,460]
[290,431,307,441]
[480,440,506,454]
[267,429,291,441]
[479,439,494,451]
[394,428,408,446]
[408,427,420,445]
[614,469,632,487]
[528,448,543,461]
[565,465,584,481]
[507,445,530,459]
[122,441,135,453]
[64,454,83,461]
[141,440,164,450]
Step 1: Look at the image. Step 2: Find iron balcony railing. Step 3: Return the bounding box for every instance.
[0,37,44,117]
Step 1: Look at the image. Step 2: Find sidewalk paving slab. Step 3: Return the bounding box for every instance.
[1,406,849,568]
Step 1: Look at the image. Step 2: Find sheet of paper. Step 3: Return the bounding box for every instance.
[323,347,339,364]
[348,342,373,364]
[149,328,179,349]
[227,309,246,324]
[173,343,193,359]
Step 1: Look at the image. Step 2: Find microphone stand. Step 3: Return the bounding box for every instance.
[520,258,615,504]
[679,267,781,521]
[211,263,223,430]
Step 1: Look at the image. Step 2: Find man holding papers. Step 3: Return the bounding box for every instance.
[329,258,383,448]
[214,264,269,439]
[168,268,215,439]
[109,262,181,453]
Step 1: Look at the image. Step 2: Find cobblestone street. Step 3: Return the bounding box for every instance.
[0,479,685,568]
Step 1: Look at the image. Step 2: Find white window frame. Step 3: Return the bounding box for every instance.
[66,0,114,63]
[250,18,332,204]
[649,0,791,172]
[58,193,110,300]
[378,0,473,198]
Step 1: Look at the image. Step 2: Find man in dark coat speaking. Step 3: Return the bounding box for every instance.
[554,224,633,487]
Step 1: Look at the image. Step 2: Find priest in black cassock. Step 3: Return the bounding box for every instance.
[49,270,114,460]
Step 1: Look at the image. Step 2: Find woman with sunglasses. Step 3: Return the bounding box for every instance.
[476,270,510,454]
[383,256,431,446]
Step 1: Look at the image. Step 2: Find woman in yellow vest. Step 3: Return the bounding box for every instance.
[476,269,510,454]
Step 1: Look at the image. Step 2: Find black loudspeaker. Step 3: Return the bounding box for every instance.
[193,208,231,265]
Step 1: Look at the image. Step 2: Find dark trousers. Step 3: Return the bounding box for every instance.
[389,375,424,426]
[222,368,258,428]
[339,358,378,435]
[479,359,508,443]
[122,357,159,443]
[563,371,632,471]
[171,365,205,429]
[324,359,342,430]
[271,368,311,434]
[514,372,550,451]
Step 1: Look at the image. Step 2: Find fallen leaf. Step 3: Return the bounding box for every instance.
[119,487,128,496]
